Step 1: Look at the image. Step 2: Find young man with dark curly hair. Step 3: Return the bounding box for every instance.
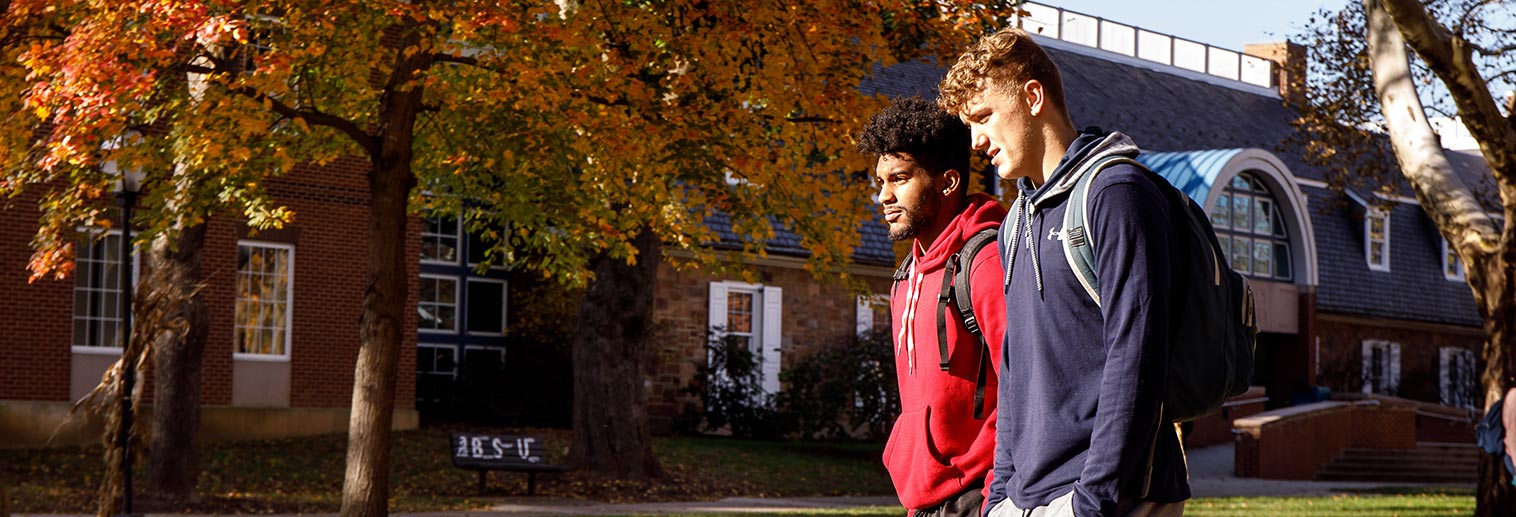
[936,28,1187,517]
[857,96,1008,517]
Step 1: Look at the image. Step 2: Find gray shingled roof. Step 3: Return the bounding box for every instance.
[704,212,897,267]
[857,36,1485,327]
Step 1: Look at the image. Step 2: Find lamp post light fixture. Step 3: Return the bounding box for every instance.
[102,133,144,517]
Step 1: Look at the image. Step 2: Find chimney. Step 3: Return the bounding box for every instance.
[1244,41,1306,105]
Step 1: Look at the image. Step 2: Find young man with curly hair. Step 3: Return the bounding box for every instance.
[857,96,1008,517]
[937,29,1188,517]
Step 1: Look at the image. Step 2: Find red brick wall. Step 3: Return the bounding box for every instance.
[1234,402,1416,479]
[1316,317,1483,405]
[1,156,416,410]
[0,189,73,401]
[646,260,892,433]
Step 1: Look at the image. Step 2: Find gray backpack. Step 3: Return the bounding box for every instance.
[1062,155,1258,422]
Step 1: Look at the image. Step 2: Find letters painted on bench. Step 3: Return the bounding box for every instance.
[452,434,541,464]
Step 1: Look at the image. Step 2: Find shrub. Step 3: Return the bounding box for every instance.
[776,329,898,440]
[683,330,785,439]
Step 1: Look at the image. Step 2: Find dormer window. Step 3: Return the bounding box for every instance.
[1366,208,1390,272]
[1442,237,1465,281]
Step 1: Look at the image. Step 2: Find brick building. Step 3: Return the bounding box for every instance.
[640,3,1491,432]
[2,2,1493,447]
[1,156,422,446]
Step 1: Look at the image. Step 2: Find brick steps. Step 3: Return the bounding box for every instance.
[1315,444,1479,483]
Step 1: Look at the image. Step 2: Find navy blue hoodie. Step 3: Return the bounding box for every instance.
[987,129,1189,517]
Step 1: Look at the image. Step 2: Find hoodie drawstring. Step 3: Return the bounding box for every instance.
[1004,185,1044,294]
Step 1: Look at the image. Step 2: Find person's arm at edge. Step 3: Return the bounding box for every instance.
[984,225,1014,515]
[1071,170,1173,517]
[970,243,1008,507]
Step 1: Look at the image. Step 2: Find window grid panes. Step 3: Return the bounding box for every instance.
[73,231,125,348]
[235,243,293,356]
[417,344,457,376]
[1367,211,1389,270]
[419,275,459,333]
[727,291,756,352]
[1208,173,1292,280]
[1442,347,1476,409]
[421,216,460,264]
[1443,238,1465,280]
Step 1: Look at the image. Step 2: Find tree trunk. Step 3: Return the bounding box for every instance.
[1363,2,1516,513]
[338,19,429,517]
[567,229,664,478]
[339,154,414,517]
[144,222,209,502]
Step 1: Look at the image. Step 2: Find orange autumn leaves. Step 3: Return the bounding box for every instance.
[0,0,1018,285]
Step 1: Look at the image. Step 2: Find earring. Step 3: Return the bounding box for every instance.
[943,189,951,194]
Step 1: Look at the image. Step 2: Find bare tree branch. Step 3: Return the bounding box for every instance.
[1378,0,1516,181]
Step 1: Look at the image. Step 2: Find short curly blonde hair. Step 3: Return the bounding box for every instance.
[937,27,1067,117]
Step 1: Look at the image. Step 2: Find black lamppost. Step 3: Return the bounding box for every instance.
[104,136,143,516]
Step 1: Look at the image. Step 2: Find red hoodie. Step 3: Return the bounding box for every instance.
[883,193,1007,510]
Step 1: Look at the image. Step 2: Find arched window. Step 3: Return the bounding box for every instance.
[1209,173,1292,281]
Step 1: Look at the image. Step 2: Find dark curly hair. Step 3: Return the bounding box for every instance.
[857,96,971,179]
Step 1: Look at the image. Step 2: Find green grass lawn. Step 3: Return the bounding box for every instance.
[0,429,1479,516]
[0,426,893,513]
[588,490,1475,517]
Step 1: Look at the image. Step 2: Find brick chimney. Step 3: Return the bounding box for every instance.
[1244,41,1307,105]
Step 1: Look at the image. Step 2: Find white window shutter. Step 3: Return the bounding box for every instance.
[761,285,783,395]
[708,282,729,375]
[1439,347,1453,406]
[856,295,873,336]
[708,282,729,336]
[1389,343,1401,395]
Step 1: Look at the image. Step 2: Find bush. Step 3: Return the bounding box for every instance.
[776,329,898,440]
[681,328,899,441]
[682,330,785,439]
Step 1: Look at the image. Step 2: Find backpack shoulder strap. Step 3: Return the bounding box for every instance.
[890,254,912,300]
[942,227,999,419]
[1062,155,1148,307]
[951,228,1001,337]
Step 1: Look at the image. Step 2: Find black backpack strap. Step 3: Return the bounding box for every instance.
[891,255,912,300]
[931,228,1000,419]
[958,229,999,420]
[936,257,957,372]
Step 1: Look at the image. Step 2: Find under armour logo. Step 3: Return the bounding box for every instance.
[1048,227,1064,241]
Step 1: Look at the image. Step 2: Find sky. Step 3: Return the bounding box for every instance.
[1045,0,1346,51]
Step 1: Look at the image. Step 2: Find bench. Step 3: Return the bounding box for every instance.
[450,432,570,496]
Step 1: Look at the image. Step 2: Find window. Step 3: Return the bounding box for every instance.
[235,242,293,357]
[1361,340,1401,395]
[421,216,460,264]
[418,275,459,333]
[417,344,458,377]
[1442,238,1465,281]
[72,230,135,349]
[1366,208,1390,271]
[463,346,506,373]
[708,281,783,395]
[856,294,889,336]
[465,278,507,335]
[1440,347,1477,409]
[416,344,457,404]
[1209,173,1292,280]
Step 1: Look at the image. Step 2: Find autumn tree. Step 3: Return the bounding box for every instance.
[0,1,1014,515]
[1292,1,1514,513]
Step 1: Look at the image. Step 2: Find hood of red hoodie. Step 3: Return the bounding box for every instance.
[911,193,1007,269]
